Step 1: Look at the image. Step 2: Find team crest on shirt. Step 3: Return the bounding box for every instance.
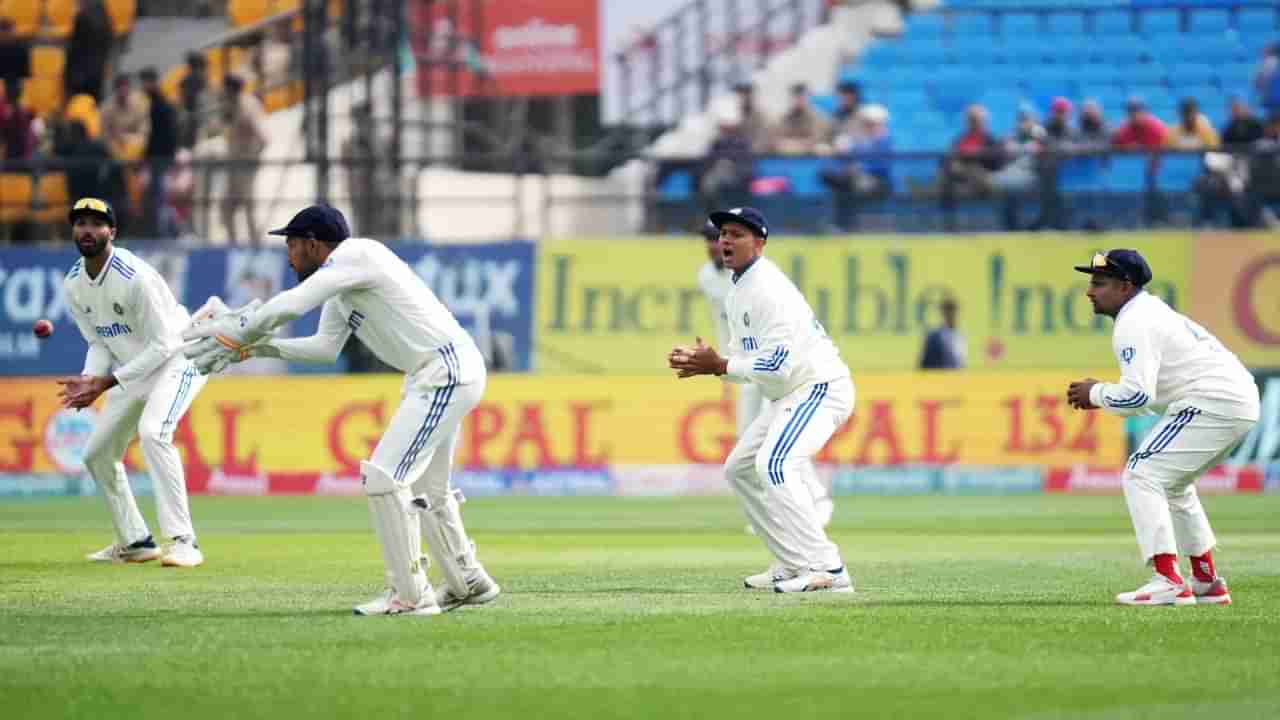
[1121,347,1135,364]
[743,312,750,327]
[112,302,124,315]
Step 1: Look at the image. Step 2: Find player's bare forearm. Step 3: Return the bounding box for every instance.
[1066,378,1099,410]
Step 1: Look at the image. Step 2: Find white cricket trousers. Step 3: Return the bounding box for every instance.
[82,358,207,545]
[725,376,853,571]
[1123,402,1258,564]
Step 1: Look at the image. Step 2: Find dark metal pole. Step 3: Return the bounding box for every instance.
[696,0,709,112]
[390,0,405,238]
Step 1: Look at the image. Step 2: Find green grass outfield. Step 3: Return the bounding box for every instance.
[2,494,1278,720]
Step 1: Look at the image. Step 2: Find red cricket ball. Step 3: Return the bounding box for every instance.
[33,319,54,338]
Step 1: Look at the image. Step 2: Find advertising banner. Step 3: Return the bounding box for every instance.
[0,370,1128,495]
[537,235,1191,373]
[1187,233,1280,369]
[412,0,600,98]
[0,242,535,375]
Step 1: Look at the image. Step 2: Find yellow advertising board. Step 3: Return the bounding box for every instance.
[537,234,1191,373]
[0,371,1126,479]
[1188,233,1280,369]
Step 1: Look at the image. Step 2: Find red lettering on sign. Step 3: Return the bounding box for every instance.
[569,401,610,466]
[216,402,259,474]
[0,399,36,471]
[919,399,962,463]
[327,401,385,474]
[854,401,905,465]
[1232,254,1280,345]
[678,386,735,464]
[463,403,505,467]
[503,405,556,467]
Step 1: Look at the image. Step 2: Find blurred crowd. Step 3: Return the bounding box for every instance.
[0,5,291,244]
[693,41,1280,232]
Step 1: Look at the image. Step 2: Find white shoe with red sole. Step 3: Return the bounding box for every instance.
[1189,577,1232,605]
[1115,575,1195,607]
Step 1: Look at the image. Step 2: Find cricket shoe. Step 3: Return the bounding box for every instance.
[774,567,854,594]
[743,565,801,590]
[1115,575,1195,606]
[86,536,161,563]
[353,587,442,617]
[160,537,204,567]
[1188,577,1232,606]
[435,568,501,612]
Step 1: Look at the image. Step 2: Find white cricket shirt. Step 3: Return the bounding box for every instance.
[696,260,733,350]
[1089,291,1260,420]
[249,237,483,382]
[64,247,191,391]
[723,256,851,401]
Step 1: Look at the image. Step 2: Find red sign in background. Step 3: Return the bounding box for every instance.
[412,0,599,97]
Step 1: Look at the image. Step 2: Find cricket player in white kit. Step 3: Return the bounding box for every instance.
[694,219,834,527]
[671,208,852,593]
[1067,250,1259,607]
[58,198,208,567]
[182,205,499,617]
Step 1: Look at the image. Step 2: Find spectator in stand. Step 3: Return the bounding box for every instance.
[1077,100,1109,148]
[141,67,179,237]
[769,83,829,155]
[0,80,36,161]
[56,120,126,226]
[1246,112,1280,227]
[1045,97,1074,143]
[733,82,771,151]
[1033,97,1077,230]
[1112,97,1171,225]
[100,74,150,162]
[162,148,196,240]
[698,104,754,211]
[819,104,892,231]
[826,80,862,146]
[220,74,269,245]
[1168,98,1220,150]
[991,104,1046,230]
[343,102,393,239]
[1254,43,1280,117]
[64,0,114,101]
[0,19,31,97]
[1112,97,1169,149]
[940,104,1005,231]
[1221,97,1265,148]
[260,22,294,92]
[178,52,214,148]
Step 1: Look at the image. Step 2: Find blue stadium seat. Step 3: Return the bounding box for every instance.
[1001,13,1040,36]
[1237,8,1277,33]
[1170,63,1219,87]
[1046,12,1086,35]
[754,158,828,198]
[1096,44,1148,66]
[1188,9,1230,34]
[893,156,942,185]
[1140,10,1181,35]
[657,170,693,200]
[952,45,1002,66]
[1155,153,1201,192]
[906,13,947,38]
[1058,157,1105,193]
[1106,156,1151,193]
[951,13,994,35]
[1126,63,1168,88]
[1093,10,1134,34]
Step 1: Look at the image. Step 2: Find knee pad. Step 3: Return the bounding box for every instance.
[362,460,405,497]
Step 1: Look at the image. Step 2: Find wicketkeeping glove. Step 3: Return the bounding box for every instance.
[181,298,269,374]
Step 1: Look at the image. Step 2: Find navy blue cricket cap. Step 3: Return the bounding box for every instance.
[709,207,768,239]
[700,218,720,240]
[268,204,350,243]
[1074,249,1153,287]
[69,197,116,227]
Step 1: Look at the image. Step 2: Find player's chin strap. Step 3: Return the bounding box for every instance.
[414,489,476,598]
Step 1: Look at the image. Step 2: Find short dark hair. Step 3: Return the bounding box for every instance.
[837,80,861,96]
[140,67,159,82]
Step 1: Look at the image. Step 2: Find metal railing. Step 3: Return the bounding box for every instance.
[3,145,1279,244]
[614,0,830,128]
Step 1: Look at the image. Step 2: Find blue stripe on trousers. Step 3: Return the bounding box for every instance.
[767,383,828,486]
